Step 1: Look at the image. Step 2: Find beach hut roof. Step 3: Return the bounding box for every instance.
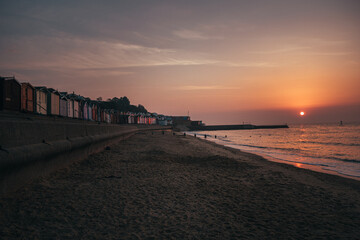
[21,82,34,89]
[0,76,20,84]
[58,92,69,100]
[67,93,86,102]
[47,88,60,95]
[35,86,49,93]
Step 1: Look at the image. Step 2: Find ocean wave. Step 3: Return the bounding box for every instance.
[194,124,360,179]
[222,141,360,165]
[323,156,360,163]
[222,142,302,153]
[299,140,360,147]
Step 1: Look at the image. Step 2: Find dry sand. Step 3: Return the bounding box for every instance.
[0,131,360,239]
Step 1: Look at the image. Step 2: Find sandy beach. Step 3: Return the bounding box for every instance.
[0,130,359,239]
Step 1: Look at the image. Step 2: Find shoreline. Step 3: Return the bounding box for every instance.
[254,152,360,181]
[188,133,360,182]
[184,131,360,181]
[1,130,359,239]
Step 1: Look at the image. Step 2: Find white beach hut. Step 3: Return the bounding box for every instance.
[59,94,68,117]
[34,87,48,115]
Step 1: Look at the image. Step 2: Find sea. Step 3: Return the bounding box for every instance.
[186,123,360,180]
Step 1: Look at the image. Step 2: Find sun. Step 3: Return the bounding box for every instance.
[300,111,305,116]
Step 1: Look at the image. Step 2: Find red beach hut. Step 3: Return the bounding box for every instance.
[21,82,35,113]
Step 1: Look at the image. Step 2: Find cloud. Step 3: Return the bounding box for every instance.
[0,35,220,70]
[304,51,353,56]
[304,38,349,47]
[0,32,280,77]
[216,61,276,68]
[4,32,280,71]
[177,85,238,91]
[249,36,352,56]
[250,46,311,54]
[173,29,221,40]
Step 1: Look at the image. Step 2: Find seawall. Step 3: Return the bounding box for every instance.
[0,115,170,195]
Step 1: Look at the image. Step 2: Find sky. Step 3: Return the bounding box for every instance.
[1,0,359,124]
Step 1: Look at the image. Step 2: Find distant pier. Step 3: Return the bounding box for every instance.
[188,124,289,131]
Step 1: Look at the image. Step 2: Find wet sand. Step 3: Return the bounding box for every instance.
[1,131,360,239]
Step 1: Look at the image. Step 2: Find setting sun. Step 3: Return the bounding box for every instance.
[300,111,305,116]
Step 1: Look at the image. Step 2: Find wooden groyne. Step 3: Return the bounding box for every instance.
[188,124,289,131]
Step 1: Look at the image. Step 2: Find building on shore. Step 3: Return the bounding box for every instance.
[34,87,48,115]
[21,82,35,113]
[82,99,89,120]
[0,76,21,112]
[47,88,60,116]
[1,76,169,126]
[59,93,68,117]
[172,116,191,125]
[157,115,173,126]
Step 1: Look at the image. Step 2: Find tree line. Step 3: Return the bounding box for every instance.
[98,96,148,113]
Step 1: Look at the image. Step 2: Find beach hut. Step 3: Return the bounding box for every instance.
[144,116,148,125]
[118,112,125,124]
[105,110,111,123]
[21,82,35,113]
[47,88,60,116]
[139,114,144,124]
[91,102,96,121]
[130,113,136,124]
[124,113,130,124]
[59,93,68,117]
[150,117,156,125]
[34,87,48,115]
[91,101,98,121]
[147,115,156,125]
[0,76,21,112]
[67,93,84,119]
[87,101,93,121]
[79,96,88,120]
[112,110,120,124]
[75,96,85,120]
[73,99,79,118]
[97,105,101,122]
[67,97,74,118]
[77,97,84,119]
[100,109,104,122]
[103,109,108,123]
[88,100,93,120]
[82,101,88,120]
[65,93,81,119]
[111,111,116,124]
[118,113,128,124]
[134,115,140,124]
